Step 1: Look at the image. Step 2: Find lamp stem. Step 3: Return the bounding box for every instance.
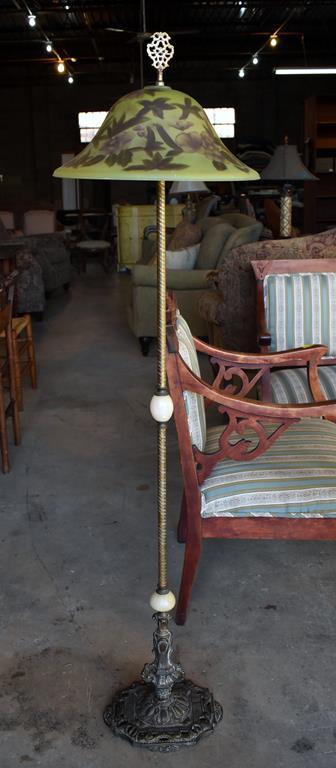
[156,179,168,591]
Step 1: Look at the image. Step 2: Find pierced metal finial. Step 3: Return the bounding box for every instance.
[147,32,174,85]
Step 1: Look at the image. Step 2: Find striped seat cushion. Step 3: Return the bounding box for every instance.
[264,272,336,355]
[271,365,336,404]
[201,419,336,518]
[176,313,206,451]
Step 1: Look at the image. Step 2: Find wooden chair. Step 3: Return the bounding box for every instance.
[0,273,21,472]
[75,209,112,274]
[0,211,15,231]
[8,314,37,410]
[0,250,37,410]
[23,210,56,236]
[166,299,336,625]
[253,258,336,403]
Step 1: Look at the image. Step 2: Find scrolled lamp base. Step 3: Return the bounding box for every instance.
[103,612,222,751]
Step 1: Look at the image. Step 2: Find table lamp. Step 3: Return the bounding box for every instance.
[261,137,317,237]
[53,32,259,751]
[169,180,211,221]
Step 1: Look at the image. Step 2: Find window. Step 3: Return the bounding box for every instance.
[204,107,235,138]
[78,111,107,143]
[78,106,236,143]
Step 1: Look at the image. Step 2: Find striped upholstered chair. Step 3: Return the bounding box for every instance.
[166,301,336,625]
[253,259,336,404]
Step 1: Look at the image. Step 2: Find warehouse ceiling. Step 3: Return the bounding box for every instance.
[0,0,335,86]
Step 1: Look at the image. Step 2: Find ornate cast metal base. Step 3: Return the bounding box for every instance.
[103,679,222,751]
[103,613,222,751]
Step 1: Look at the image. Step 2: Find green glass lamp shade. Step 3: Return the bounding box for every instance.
[53,86,260,182]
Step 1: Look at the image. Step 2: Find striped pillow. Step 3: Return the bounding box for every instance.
[264,272,336,356]
[176,313,206,451]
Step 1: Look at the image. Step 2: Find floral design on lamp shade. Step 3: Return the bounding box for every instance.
[54,87,260,182]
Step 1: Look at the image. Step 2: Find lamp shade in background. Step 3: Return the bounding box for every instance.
[54,86,259,183]
[261,143,317,181]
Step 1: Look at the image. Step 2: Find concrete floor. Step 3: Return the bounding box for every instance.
[1,266,336,767]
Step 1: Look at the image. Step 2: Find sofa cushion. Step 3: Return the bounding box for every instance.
[166,243,200,270]
[270,365,336,404]
[264,272,336,355]
[196,222,234,270]
[201,419,336,518]
[176,313,206,452]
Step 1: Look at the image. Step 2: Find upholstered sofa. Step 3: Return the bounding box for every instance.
[199,228,336,352]
[20,233,71,294]
[127,212,263,354]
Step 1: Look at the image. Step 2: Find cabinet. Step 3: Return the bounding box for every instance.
[116,204,183,269]
[304,97,336,233]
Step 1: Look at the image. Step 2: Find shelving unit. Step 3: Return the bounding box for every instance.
[304,96,336,233]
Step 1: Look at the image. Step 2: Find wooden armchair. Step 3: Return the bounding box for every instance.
[166,300,336,625]
[253,258,336,403]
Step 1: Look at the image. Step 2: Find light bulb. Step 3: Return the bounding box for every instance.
[28,14,36,27]
[65,4,70,8]
[239,68,245,78]
[57,61,65,73]
[68,75,74,84]
[252,55,259,65]
[239,5,246,17]
[270,35,278,47]
[46,42,52,53]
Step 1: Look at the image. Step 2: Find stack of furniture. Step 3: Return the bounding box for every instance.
[116,203,184,269]
[128,212,262,354]
[199,228,336,351]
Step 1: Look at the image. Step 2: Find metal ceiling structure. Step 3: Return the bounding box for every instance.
[0,0,335,85]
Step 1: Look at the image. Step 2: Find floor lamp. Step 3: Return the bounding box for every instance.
[54,32,259,751]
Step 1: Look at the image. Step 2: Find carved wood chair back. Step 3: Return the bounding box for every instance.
[166,295,336,624]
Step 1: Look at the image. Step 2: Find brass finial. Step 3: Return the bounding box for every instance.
[146,32,174,86]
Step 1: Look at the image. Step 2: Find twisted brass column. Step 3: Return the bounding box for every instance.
[156,180,168,592]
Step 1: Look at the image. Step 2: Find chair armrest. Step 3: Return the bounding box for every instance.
[132,264,210,289]
[173,351,336,482]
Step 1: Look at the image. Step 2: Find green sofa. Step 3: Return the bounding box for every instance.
[127,212,263,355]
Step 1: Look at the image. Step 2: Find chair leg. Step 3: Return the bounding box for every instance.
[0,381,10,473]
[139,337,152,356]
[177,492,187,543]
[25,317,37,389]
[12,332,23,411]
[175,536,202,626]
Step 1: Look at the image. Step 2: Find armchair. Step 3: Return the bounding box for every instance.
[166,302,336,625]
[253,257,336,404]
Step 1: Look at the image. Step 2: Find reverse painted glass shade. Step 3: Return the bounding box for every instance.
[54,86,260,182]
